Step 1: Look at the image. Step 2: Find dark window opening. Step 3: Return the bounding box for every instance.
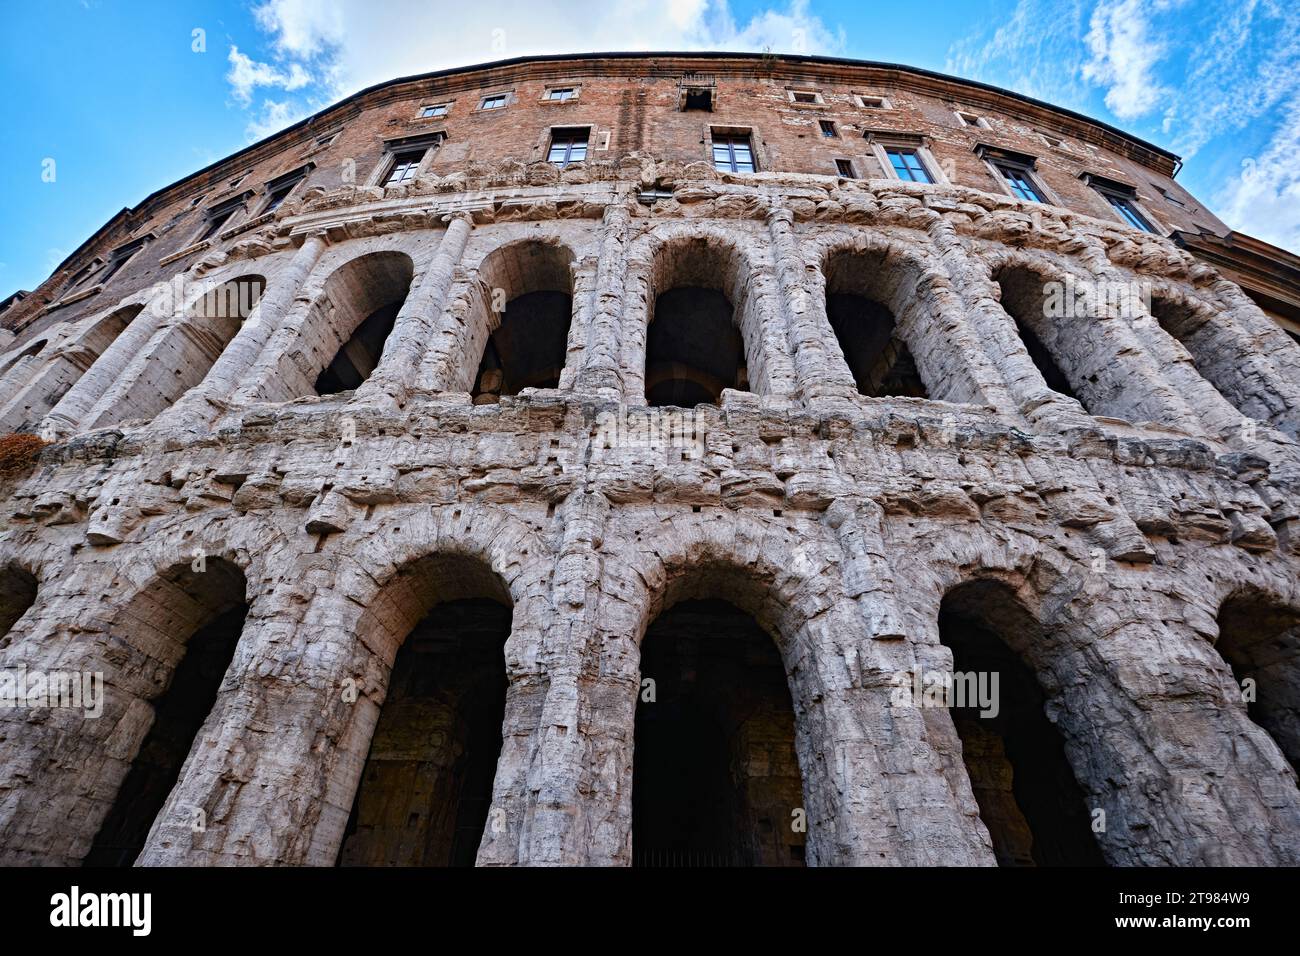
[835,159,856,178]
[633,599,805,867]
[995,162,1046,202]
[471,291,572,400]
[198,204,240,241]
[683,87,713,111]
[313,252,413,397]
[86,560,248,866]
[712,133,755,173]
[827,293,927,398]
[547,127,589,167]
[1215,594,1300,776]
[1101,192,1155,232]
[384,149,426,186]
[994,265,1083,405]
[646,288,746,407]
[469,242,574,402]
[339,596,510,867]
[886,147,934,184]
[792,91,818,103]
[315,302,401,395]
[0,562,38,643]
[940,581,1107,867]
[819,120,837,138]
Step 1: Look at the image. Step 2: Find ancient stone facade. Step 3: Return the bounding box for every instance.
[1,53,1299,867]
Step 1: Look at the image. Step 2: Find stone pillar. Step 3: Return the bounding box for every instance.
[574,202,632,401]
[40,286,174,437]
[357,212,473,405]
[765,206,859,407]
[160,234,327,428]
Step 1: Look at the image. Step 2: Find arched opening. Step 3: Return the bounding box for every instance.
[824,248,928,398]
[108,276,264,426]
[1215,592,1300,776]
[469,241,574,403]
[993,264,1084,406]
[644,236,749,407]
[313,252,414,395]
[939,580,1105,866]
[633,598,805,867]
[0,561,38,642]
[338,553,511,866]
[0,338,47,379]
[85,558,248,866]
[1150,293,1273,425]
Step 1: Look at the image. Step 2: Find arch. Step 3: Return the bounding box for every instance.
[1147,287,1285,429]
[642,232,755,407]
[633,592,805,866]
[990,261,1089,408]
[0,305,143,430]
[310,251,414,396]
[467,239,576,402]
[0,560,38,642]
[85,557,250,866]
[821,241,929,398]
[96,274,264,426]
[937,579,1106,866]
[336,549,513,866]
[1214,589,1300,776]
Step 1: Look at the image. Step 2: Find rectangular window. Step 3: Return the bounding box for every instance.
[857,95,888,109]
[885,147,934,184]
[384,149,426,185]
[263,180,298,212]
[544,87,577,102]
[419,103,449,118]
[835,159,856,178]
[791,90,819,104]
[1103,193,1156,232]
[994,162,1045,202]
[820,120,838,138]
[547,127,589,167]
[199,206,237,241]
[683,87,713,111]
[712,133,755,173]
[479,94,508,110]
[955,111,984,127]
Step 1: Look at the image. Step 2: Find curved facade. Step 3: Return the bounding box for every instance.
[1,52,1299,867]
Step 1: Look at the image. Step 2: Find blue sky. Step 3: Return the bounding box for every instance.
[2,0,1298,297]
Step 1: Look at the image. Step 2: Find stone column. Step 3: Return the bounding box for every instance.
[159,234,328,428]
[574,202,632,401]
[766,206,859,408]
[357,212,473,405]
[39,285,175,437]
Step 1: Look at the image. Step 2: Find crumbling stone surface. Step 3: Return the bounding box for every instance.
[1,55,1299,867]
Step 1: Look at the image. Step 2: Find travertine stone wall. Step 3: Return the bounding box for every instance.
[1,150,1299,867]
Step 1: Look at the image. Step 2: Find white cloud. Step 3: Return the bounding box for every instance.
[245,99,313,141]
[1212,97,1300,252]
[1080,0,1173,118]
[239,0,844,103]
[226,45,312,106]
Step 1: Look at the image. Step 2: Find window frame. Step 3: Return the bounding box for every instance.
[710,130,758,174]
[477,91,511,112]
[194,195,250,244]
[855,94,892,110]
[383,148,429,186]
[819,120,839,139]
[834,158,857,179]
[547,126,591,167]
[419,102,451,119]
[866,132,949,186]
[1081,173,1163,234]
[259,163,315,215]
[786,88,826,107]
[883,146,936,184]
[975,144,1055,205]
[542,86,580,103]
